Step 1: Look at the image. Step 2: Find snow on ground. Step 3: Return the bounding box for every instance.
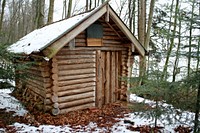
[0,89,27,116]
[0,89,197,133]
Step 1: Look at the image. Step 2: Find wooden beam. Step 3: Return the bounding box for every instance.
[96,50,103,108]
[105,52,110,104]
[111,52,116,102]
[109,7,145,56]
[106,4,110,22]
[106,22,123,40]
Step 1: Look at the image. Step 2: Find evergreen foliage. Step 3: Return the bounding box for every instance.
[130,70,173,127]
[0,43,32,89]
[0,43,15,89]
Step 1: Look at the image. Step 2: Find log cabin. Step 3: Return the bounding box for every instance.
[9,1,146,115]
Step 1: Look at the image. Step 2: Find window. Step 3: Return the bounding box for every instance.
[87,22,103,46]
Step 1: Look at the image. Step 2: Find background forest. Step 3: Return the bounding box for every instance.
[0,0,199,132]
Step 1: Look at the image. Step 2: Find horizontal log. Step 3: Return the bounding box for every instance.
[103,36,120,40]
[59,77,96,86]
[46,86,94,98]
[56,54,95,59]
[60,103,95,114]
[58,63,96,71]
[29,65,50,72]
[58,91,94,103]
[27,78,52,88]
[57,58,96,64]
[59,82,96,92]
[103,31,118,36]
[74,43,86,47]
[27,75,52,84]
[58,73,96,81]
[57,86,95,97]
[25,70,45,79]
[26,79,45,91]
[57,49,96,55]
[75,34,86,39]
[104,44,124,48]
[26,84,45,98]
[103,27,113,32]
[37,61,50,66]
[72,47,127,51]
[102,40,121,44]
[75,38,86,43]
[59,97,94,109]
[58,68,95,76]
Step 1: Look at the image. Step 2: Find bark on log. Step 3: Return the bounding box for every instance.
[57,86,95,97]
[58,91,94,103]
[60,103,95,114]
[58,82,96,91]
[59,97,94,109]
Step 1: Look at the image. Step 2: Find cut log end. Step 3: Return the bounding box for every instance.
[52,108,60,115]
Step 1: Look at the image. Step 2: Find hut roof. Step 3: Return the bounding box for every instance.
[9,2,146,59]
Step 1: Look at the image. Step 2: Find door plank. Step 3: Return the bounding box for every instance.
[96,50,102,108]
[105,52,111,104]
[111,52,116,102]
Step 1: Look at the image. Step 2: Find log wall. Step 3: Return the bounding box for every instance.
[16,59,52,112]
[52,48,96,114]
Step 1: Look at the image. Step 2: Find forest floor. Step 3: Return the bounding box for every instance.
[0,89,196,133]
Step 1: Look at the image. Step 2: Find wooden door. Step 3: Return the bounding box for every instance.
[96,50,121,107]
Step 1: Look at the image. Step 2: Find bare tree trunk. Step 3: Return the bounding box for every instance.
[196,3,200,71]
[86,0,89,11]
[166,0,174,50]
[197,40,200,71]
[94,0,97,7]
[47,0,54,24]
[0,0,6,32]
[162,0,179,81]
[187,0,195,77]
[138,0,146,45]
[194,79,200,133]
[35,0,45,29]
[144,0,155,51]
[62,0,67,19]
[128,0,132,31]
[172,9,181,82]
[67,0,72,18]
[89,0,92,9]
[132,0,136,34]
[138,0,146,84]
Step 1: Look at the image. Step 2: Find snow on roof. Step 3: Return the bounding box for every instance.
[8,12,91,54]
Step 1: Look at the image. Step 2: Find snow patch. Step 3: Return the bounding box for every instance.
[0,92,27,116]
